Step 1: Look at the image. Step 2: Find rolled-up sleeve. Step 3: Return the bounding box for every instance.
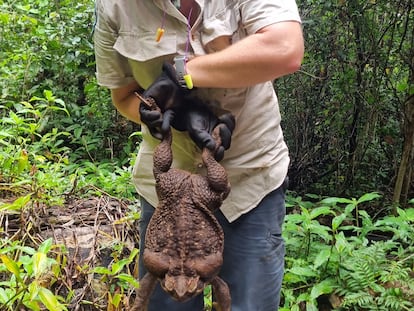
[93,0,135,89]
[240,0,301,35]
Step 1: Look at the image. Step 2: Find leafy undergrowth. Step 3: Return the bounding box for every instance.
[1,191,413,311]
[281,193,414,311]
[0,194,140,310]
[1,91,143,310]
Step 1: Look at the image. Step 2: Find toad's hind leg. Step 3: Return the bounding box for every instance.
[202,127,230,194]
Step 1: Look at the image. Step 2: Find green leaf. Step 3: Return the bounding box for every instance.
[320,197,353,205]
[306,300,318,311]
[111,258,130,274]
[309,223,332,242]
[358,210,373,227]
[29,95,46,102]
[397,208,414,222]
[23,300,41,311]
[117,273,140,288]
[0,194,31,212]
[74,127,83,139]
[310,279,335,299]
[38,287,66,311]
[33,252,48,278]
[28,281,41,301]
[310,206,335,219]
[43,90,54,102]
[285,214,306,223]
[0,255,21,281]
[344,201,358,215]
[283,271,303,284]
[305,193,320,200]
[296,292,310,303]
[38,238,53,254]
[369,282,384,293]
[129,248,139,261]
[54,98,66,106]
[289,266,318,277]
[19,245,36,256]
[0,130,14,138]
[396,80,408,92]
[0,12,10,23]
[335,232,350,253]
[357,192,381,204]
[313,248,331,269]
[0,287,10,304]
[111,293,122,307]
[332,213,347,231]
[93,266,111,275]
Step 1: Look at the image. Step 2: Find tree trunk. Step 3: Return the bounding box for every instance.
[393,95,414,209]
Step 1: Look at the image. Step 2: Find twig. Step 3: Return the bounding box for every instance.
[297,69,327,80]
[134,92,151,105]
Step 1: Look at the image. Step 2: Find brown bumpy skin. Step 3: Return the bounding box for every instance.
[130,99,231,311]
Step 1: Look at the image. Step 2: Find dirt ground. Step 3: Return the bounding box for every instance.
[1,194,140,310]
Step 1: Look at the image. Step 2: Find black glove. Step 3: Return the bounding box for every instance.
[139,96,188,139]
[211,113,235,161]
[143,62,188,112]
[139,100,163,140]
[162,102,236,161]
[139,62,189,138]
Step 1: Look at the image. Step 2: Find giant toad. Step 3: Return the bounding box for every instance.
[131,102,231,311]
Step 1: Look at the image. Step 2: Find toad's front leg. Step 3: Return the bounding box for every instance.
[130,273,158,311]
[211,276,231,311]
[153,128,173,179]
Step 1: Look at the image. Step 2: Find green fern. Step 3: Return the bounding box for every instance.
[341,291,375,309]
[377,287,414,311]
[335,241,413,311]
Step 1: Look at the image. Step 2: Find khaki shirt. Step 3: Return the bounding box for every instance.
[94,0,301,222]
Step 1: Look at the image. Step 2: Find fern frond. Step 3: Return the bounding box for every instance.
[341,291,375,308]
[377,287,414,311]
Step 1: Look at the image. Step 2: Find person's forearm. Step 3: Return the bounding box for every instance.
[187,22,304,88]
[113,93,141,124]
[111,81,142,124]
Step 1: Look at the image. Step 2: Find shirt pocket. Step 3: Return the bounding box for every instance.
[113,31,177,89]
[114,30,177,61]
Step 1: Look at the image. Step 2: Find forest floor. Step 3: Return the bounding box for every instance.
[1,195,140,310]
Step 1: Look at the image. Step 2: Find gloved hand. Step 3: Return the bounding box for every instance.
[139,96,189,139]
[144,61,188,112]
[210,113,235,161]
[139,97,164,140]
[161,102,236,162]
[139,62,190,138]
